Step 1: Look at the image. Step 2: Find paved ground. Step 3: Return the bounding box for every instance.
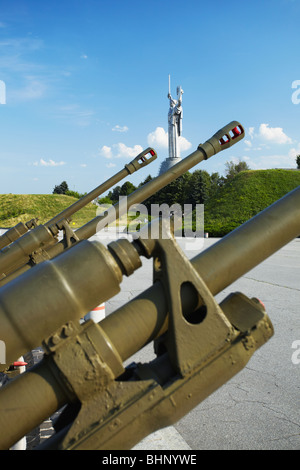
[176,238,300,450]
[96,232,300,450]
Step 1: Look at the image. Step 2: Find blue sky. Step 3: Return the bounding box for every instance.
[0,0,300,195]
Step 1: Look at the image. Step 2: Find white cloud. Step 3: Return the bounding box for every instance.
[227,156,242,166]
[106,162,116,168]
[248,127,255,139]
[10,76,47,101]
[0,37,44,76]
[259,123,292,144]
[99,128,192,164]
[0,37,43,52]
[114,143,143,158]
[147,127,192,153]
[178,136,192,152]
[33,158,66,167]
[55,104,95,127]
[239,124,299,170]
[99,143,143,160]
[240,153,297,170]
[147,127,168,148]
[99,145,113,159]
[80,54,88,59]
[112,125,129,132]
[80,163,87,167]
[288,142,300,159]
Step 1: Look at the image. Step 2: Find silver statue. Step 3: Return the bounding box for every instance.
[158,76,184,175]
[167,75,183,160]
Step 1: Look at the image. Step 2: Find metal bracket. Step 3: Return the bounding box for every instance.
[136,218,272,377]
[150,229,235,376]
[25,218,39,230]
[56,219,80,248]
[42,320,124,403]
[42,320,157,450]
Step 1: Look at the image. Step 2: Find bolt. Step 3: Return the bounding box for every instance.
[51,334,61,346]
[63,324,74,337]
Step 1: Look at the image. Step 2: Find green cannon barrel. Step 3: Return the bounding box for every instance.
[44,148,157,228]
[0,238,142,368]
[0,220,38,251]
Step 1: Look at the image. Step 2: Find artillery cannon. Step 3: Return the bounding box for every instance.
[0,147,157,252]
[3,121,298,449]
[0,147,157,267]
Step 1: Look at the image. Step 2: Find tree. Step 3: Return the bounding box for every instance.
[65,189,86,199]
[120,181,136,196]
[107,185,122,203]
[225,160,250,180]
[296,155,300,169]
[138,174,153,187]
[108,181,137,204]
[210,172,226,194]
[97,195,113,205]
[53,181,69,194]
[186,170,210,206]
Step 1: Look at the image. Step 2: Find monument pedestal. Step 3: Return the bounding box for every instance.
[158,157,182,175]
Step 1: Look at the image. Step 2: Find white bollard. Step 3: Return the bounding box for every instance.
[84,303,105,323]
[10,357,27,450]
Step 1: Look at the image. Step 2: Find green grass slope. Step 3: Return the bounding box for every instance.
[0,194,98,228]
[204,169,300,236]
[1,169,299,235]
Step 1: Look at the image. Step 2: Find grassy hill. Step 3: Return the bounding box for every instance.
[0,194,98,228]
[1,169,299,235]
[204,169,300,236]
